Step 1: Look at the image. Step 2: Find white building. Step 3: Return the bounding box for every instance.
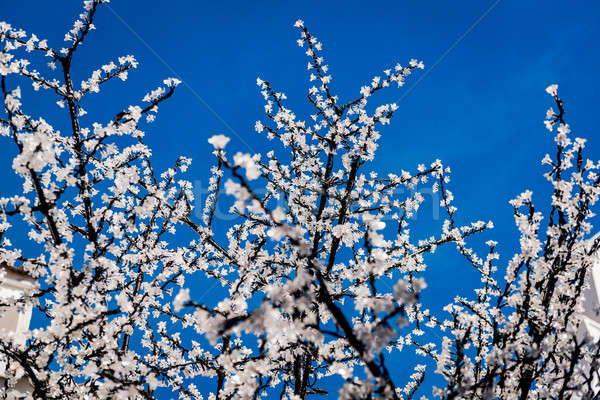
[583,259,600,341]
[0,264,34,334]
[0,263,34,395]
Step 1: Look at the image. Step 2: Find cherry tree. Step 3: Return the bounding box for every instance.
[0,1,599,399]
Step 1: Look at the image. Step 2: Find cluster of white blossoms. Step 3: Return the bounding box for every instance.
[1,2,599,400]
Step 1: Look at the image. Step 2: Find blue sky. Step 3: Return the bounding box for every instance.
[2,0,600,397]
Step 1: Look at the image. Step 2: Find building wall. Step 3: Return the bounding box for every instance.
[0,267,34,395]
[0,269,34,336]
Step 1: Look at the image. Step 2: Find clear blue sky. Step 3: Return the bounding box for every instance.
[2,0,600,397]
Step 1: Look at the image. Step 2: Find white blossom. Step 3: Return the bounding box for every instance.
[207,134,230,149]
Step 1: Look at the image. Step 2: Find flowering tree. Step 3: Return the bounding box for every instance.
[1,1,599,399]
